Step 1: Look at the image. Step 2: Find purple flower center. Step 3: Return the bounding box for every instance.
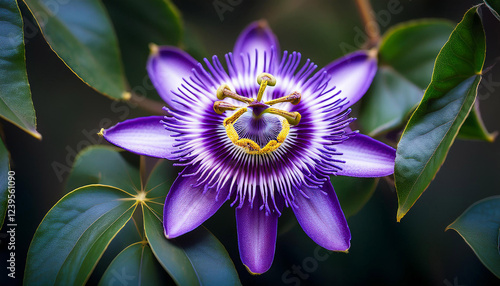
[213,73,302,154]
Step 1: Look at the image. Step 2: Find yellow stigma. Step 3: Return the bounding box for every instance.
[213,101,240,114]
[256,73,276,102]
[262,108,301,125]
[217,84,254,104]
[265,91,301,106]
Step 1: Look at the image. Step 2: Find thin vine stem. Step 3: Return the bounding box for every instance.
[354,0,381,48]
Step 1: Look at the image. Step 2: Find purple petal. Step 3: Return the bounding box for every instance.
[335,133,395,177]
[236,203,278,274]
[164,165,229,238]
[147,46,198,110]
[102,116,176,160]
[292,182,350,251]
[324,50,377,112]
[233,20,280,71]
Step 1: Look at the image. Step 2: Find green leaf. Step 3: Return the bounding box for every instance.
[0,139,10,229]
[484,0,500,21]
[446,196,500,278]
[457,102,497,142]
[332,176,378,218]
[98,242,170,286]
[360,19,454,136]
[144,160,178,205]
[360,19,493,141]
[182,25,210,62]
[23,0,128,99]
[24,185,137,286]
[104,0,182,100]
[395,6,486,221]
[66,146,140,195]
[143,206,240,286]
[0,0,40,139]
[360,67,424,136]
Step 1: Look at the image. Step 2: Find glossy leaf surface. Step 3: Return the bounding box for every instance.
[24,0,128,99]
[395,7,485,221]
[0,0,40,138]
[24,186,137,285]
[98,242,170,286]
[447,196,500,278]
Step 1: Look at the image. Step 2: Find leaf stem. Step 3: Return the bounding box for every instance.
[354,0,381,48]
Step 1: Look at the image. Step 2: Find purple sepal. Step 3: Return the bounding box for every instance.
[147,46,199,110]
[335,133,396,177]
[292,182,351,251]
[236,198,280,274]
[164,164,230,238]
[102,116,177,160]
[324,50,378,112]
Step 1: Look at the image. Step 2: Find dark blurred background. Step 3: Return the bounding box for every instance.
[1,0,500,285]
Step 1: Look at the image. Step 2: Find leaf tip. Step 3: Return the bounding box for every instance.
[31,130,42,140]
[487,131,498,142]
[396,208,406,222]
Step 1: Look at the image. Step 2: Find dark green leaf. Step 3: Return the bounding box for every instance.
[24,0,128,99]
[182,25,210,62]
[360,20,453,136]
[360,67,423,136]
[24,185,137,286]
[143,206,240,286]
[447,196,500,278]
[0,0,40,138]
[66,146,140,195]
[458,102,497,142]
[98,242,170,286]
[104,0,182,100]
[144,160,178,205]
[379,20,455,88]
[484,0,500,21]
[332,176,378,218]
[395,7,485,221]
[0,139,10,229]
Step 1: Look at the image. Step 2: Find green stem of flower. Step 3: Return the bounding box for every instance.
[354,0,381,48]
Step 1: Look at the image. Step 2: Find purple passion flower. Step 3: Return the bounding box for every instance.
[101,21,395,274]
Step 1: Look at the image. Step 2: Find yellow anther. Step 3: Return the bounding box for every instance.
[223,107,247,126]
[265,91,301,106]
[262,108,301,125]
[217,84,253,103]
[213,101,240,114]
[224,117,290,155]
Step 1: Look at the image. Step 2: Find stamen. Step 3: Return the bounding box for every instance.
[262,108,301,125]
[213,101,240,114]
[265,91,301,106]
[217,84,253,104]
[256,73,276,102]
